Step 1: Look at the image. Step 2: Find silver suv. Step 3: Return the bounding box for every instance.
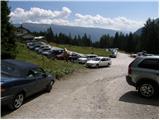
[126,56,159,98]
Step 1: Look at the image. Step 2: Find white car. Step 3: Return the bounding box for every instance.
[86,57,111,68]
[78,54,97,64]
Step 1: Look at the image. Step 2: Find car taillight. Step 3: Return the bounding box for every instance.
[0,86,6,92]
[128,64,132,74]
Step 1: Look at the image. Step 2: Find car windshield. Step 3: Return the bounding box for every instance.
[1,63,21,77]
[87,55,96,58]
[92,58,101,61]
[43,48,50,51]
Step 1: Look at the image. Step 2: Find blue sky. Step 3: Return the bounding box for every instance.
[9,1,159,32]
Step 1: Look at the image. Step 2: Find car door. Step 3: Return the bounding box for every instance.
[31,68,49,92]
[100,58,105,66]
[136,58,159,82]
[105,58,110,66]
[25,71,40,96]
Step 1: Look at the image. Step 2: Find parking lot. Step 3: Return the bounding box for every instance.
[2,52,159,119]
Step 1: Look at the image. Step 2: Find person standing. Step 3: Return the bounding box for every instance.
[64,48,69,62]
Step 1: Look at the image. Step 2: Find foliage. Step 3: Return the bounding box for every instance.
[141,18,159,54]
[1,1,17,59]
[31,18,159,54]
[96,18,159,54]
[16,42,84,79]
[46,27,54,42]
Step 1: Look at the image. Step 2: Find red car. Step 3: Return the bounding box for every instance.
[56,52,66,60]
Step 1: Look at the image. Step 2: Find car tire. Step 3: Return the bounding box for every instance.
[9,93,24,110]
[138,82,158,98]
[46,80,55,92]
[96,64,99,68]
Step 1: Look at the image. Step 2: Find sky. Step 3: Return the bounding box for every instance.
[9,1,159,32]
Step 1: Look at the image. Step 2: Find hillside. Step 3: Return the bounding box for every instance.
[16,42,111,79]
[14,23,120,42]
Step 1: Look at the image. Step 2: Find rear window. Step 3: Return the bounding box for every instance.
[138,58,159,70]
[1,64,15,73]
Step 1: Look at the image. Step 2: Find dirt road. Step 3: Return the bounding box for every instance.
[2,53,159,119]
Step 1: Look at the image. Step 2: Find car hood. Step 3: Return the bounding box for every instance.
[1,74,23,84]
[86,60,99,64]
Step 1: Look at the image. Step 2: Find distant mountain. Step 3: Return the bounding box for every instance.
[14,23,120,42]
[134,28,143,36]
[134,18,159,36]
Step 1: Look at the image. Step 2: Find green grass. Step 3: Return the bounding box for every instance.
[50,43,111,57]
[16,42,84,79]
[16,42,111,79]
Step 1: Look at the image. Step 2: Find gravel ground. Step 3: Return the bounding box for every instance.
[1,52,159,119]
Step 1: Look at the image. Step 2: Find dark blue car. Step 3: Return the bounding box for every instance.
[1,59,55,110]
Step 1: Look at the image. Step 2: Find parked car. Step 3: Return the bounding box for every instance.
[43,49,64,58]
[130,51,154,58]
[69,52,84,62]
[34,45,50,52]
[1,59,55,110]
[130,54,137,58]
[27,41,45,48]
[56,52,66,60]
[126,56,159,98]
[78,54,98,64]
[26,40,39,45]
[28,43,43,50]
[109,49,118,58]
[38,47,51,54]
[27,42,39,48]
[86,57,111,68]
[137,51,147,57]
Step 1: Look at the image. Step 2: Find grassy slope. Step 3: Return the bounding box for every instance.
[16,42,111,79]
[16,42,83,79]
[50,43,111,57]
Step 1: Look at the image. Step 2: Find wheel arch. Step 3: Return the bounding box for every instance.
[136,78,158,88]
[16,90,26,98]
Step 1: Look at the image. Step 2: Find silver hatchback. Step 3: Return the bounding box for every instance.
[126,56,159,98]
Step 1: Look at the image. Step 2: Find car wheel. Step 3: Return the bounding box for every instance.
[46,80,55,92]
[9,93,24,110]
[138,82,156,98]
[96,64,99,68]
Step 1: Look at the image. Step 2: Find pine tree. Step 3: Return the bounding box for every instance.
[1,1,17,59]
[141,18,159,54]
[46,27,54,42]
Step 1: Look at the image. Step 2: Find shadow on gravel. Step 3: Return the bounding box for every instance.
[1,91,46,117]
[86,66,111,69]
[119,91,159,106]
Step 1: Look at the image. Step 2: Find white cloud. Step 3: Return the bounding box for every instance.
[10,7,71,25]
[74,13,144,31]
[10,7,144,32]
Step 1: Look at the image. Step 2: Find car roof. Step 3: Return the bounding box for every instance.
[2,59,39,76]
[138,55,159,59]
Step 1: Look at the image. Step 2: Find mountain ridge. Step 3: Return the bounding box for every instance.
[14,23,122,42]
